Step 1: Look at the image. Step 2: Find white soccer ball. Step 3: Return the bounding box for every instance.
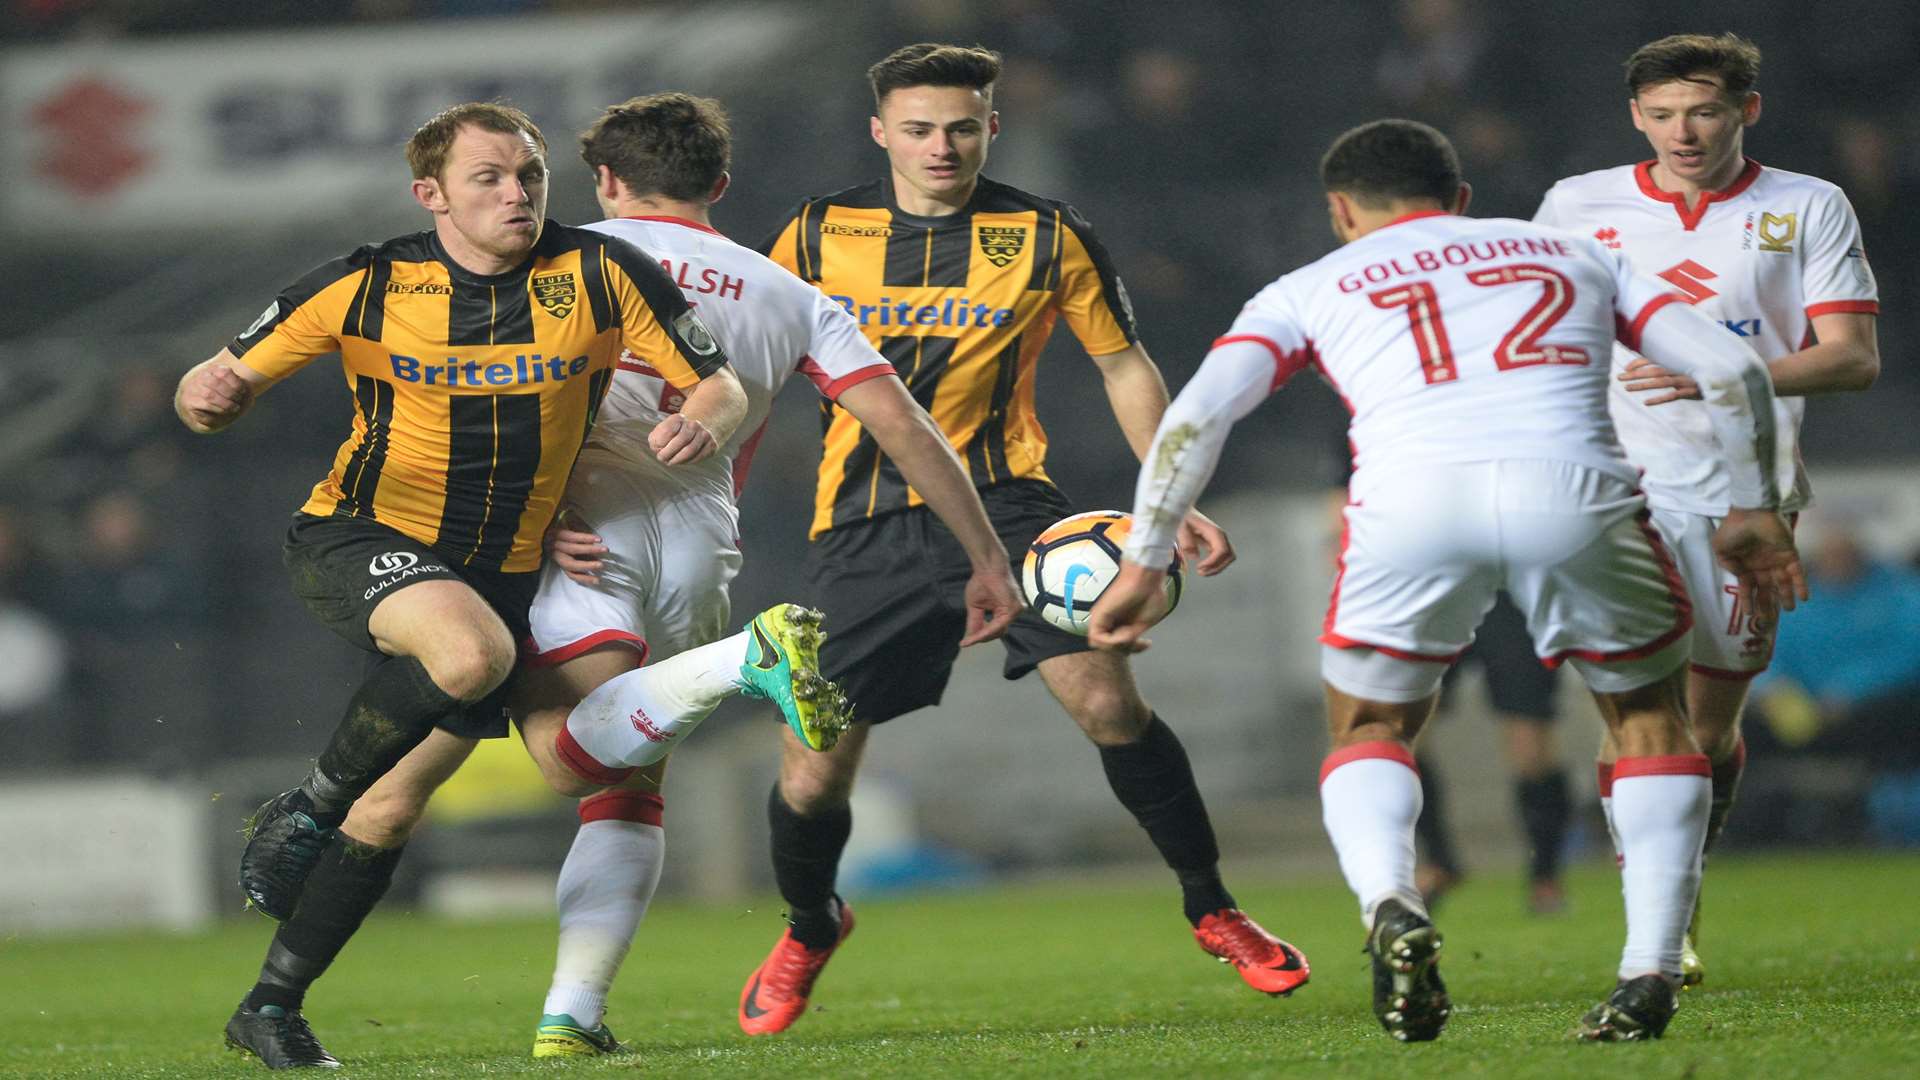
[1021,510,1182,636]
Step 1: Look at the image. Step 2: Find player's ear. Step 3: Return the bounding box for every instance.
[1326,191,1354,242]
[988,111,1000,140]
[1628,97,1647,133]
[870,115,887,149]
[1741,91,1762,127]
[709,171,730,205]
[1452,182,1473,216]
[411,176,447,213]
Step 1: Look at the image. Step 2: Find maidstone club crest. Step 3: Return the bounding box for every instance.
[533,272,577,319]
[978,225,1027,268]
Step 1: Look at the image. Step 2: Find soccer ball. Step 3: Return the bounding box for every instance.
[1022,511,1182,636]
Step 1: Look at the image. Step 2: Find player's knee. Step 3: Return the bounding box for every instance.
[343,786,430,848]
[423,635,516,703]
[779,765,854,815]
[1063,686,1152,746]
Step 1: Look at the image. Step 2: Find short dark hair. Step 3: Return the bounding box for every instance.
[579,93,731,202]
[868,43,1002,108]
[1320,119,1462,209]
[406,102,546,181]
[1624,33,1762,100]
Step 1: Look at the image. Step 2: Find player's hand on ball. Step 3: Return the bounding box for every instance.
[1712,507,1809,622]
[1618,357,1701,406]
[650,414,718,465]
[1179,509,1235,576]
[178,362,254,432]
[1087,561,1168,653]
[546,511,608,585]
[960,564,1022,647]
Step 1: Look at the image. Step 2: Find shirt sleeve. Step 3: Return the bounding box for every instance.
[1800,186,1879,318]
[755,202,808,278]
[602,235,731,390]
[797,287,897,400]
[1122,285,1307,563]
[1531,184,1564,228]
[1054,203,1141,356]
[1607,244,1689,352]
[226,254,366,381]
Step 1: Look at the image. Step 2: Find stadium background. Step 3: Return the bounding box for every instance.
[2,0,1916,934]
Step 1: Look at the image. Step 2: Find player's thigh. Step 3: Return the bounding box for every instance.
[805,513,963,724]
[946,481,1100,683]
[283,513,516,696]
[778,719,871,812]
[644,493,743,656]
[514,645,644,796]
[367,579,518,700]
[525,473,677,667]
[345,727,480,845]
[1653,507,1780,684]
[1502,462,1690,698]
[1036,650,1149,744]
[1321,462,1503,702]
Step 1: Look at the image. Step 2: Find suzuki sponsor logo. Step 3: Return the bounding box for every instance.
[1657,259,1719,304]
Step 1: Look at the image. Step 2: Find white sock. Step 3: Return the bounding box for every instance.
[1319,742,1426,928]
[543,806,666,1028]
[563,630,749,768]
[1611,757,1710,980]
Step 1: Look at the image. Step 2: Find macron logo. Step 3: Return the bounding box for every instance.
[629,707,675,743]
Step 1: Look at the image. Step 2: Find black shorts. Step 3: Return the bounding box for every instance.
[283,512,538,738]
[805,479,1091,724]
[1440,592,1558,722]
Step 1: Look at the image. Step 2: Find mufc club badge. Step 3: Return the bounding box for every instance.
[533,272,577,319]
[978,225,1027,268]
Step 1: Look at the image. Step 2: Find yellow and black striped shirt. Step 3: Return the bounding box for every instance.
[760,176,1138,538]
[231,221,729,573]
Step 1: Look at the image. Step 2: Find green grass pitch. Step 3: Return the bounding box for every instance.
[3,851,1915,1077]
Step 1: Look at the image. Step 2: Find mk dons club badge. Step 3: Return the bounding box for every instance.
[978,225,1027,268]
[533,272,577,319]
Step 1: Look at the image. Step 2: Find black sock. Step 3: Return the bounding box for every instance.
[303,655,462,823]
[767,784,851,949]
[1704,740,1746,855]
[1513,769,1571,882]
[1413,752,1462,877]
[1097,715,1234,925]
[244,835,404,1012]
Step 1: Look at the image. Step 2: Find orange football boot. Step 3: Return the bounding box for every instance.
[738,903,856,1035]
[1193,908,1311,996]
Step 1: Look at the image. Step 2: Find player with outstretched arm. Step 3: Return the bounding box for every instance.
[1091,119,1805,1043]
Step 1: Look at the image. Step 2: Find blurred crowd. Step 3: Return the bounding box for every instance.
[4,0,1917,842]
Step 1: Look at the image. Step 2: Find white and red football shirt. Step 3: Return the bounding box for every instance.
[582,216,896,498]
[1219,211,1674,486]
[1535,160,1878,515]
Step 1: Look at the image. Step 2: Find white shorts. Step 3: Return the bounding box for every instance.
[1321,459,1691,702]
[525,448,743,667]
[1649,506,1779,681]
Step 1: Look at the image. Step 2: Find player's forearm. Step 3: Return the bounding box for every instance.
[677,365,748,445]
[1094,346,1172,461]
[1767,338,1878,396]
[867,404,1008,570]
[1122,342,1271,562]
[1637,303,1781,508]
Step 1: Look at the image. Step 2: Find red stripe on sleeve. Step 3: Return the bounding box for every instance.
[1616,293,1687,352]
[1212,333,1313,392]
[1804,300,1879,320]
